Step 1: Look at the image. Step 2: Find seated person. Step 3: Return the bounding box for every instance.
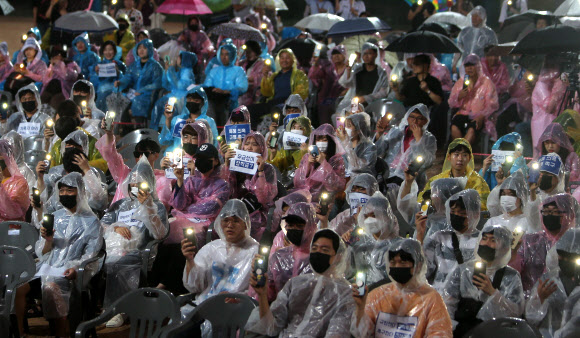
[12,38,47,87]
[268,115,312,174]
[91,40,127,112]
[392,54,443,108]
[449,54,499,145]
[481,45,510,101]
[535,123,580,183]
[350,238,453,337]
[268,190,313,256]
[479,132,527,191]
[71,32,100,79]
[419,138,490,210]
[70,79,106,123]
[0,41,13,86]
[246,229,355,336]
[527,153,566,230]
[14,172,102,337]
[2,131,36,194]
[336,112,377,176]
[424,189,482,293]
[41,48,80,109]
[0,140,30,222]
[124,29,161,67]
[102,14,136,60]
[218,105,251,142]
[443,225,525,336]
[260,48,308,106]
[0,84,50,136]
[101,157,169,328]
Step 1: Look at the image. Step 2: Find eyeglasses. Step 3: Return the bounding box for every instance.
[133,151,156,158]
[541,210,565,216]
[408,114,426,121]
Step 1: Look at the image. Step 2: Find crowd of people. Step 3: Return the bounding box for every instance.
[1,0,580,337]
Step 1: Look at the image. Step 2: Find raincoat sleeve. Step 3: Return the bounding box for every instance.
[397,180,420,224]
[525,273,558,326]
[249,163,278,207]
[0,176,30,221]
[294,155,346,194]
[84,168,108,212]
[477,268,525,321]
[133,198,169,240]
[26,62,47,82]
[448,80,466,109]
[137,62,163,94]
[171,176,230,219]
[338,67,356,89]
[442,265,462,325]
[423,231,441,281]
[182,244,213,293]
[260,72,275,98]
[343,140,377,174]
[329,210,357,235]
[159,114,181,146]
[494,63,511,94]
[95,134,131,185]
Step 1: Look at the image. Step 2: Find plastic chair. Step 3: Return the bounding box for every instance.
[466,317,542,338]
[141,222,170,286]
[161,293,257,338]
[0,221,39,252]
[75,288,180,338]
[22,136,44,153]
[24,150,47,170]
[116,128,160,149]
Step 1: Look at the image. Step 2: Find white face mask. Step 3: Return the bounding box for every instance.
[316,141,328,152]
[130,186,139,198]
[345,127,353,137]
[291,129,304,135]
[500,195,519,213]
[363,217,381,234]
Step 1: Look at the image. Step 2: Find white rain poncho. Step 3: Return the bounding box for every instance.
[424,189,481,293]
[351,238,453,337]
[377,103,437,188]
[526,228,580,338]
[329,173,379,235]
[342,112,377,176]
[246,229,355,337]
[70,79,105,138]
[101,157,169,307]
[0,83,50,136]
[346,191,401,286]
[2,130,36,194]
[457,6,498,59]
[34,172,103,319]
[442,224,524,333]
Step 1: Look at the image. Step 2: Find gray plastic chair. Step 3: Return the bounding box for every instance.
[23,136,44,153]
[0,221,39,252]
[467,317,542,338]
[161,293,256,338]
[75,288,180,338]
[24,150,47,170]
[116,128,159,149]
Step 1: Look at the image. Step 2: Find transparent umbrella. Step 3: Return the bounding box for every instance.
[295,13,344,31]
[241,0,288,10]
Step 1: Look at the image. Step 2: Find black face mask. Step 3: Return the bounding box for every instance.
[543,215,562,233]
[389,267,413,284]
[539,174,554,191]
[187,102,202,115]
[118,23,128,31]
[286,229,303,246]
[477,245,496,262]
[0,159,6,171]
[183,143,198,156]
[195,157,214,174]
[73,95,88,107]
[60,194,77,210]
[21,100,37,113]
[450,214,467,232]
[309,252,332,274]
[559,259,576,278]
[189,25,200,32]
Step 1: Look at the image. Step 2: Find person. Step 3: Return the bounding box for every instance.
[71,32,100,80]
[70,79,106,122]
[527,153,566,231]
[452,0,474,15]
[0,42,12,86]
[338,42,389,112]
[337,112,377,176]
[40,47,80,108]
[479,132,527,190]
[114,0,144,36]
[499,0,528,27]
[91,40,127,112]
[268,93,309,138]
[103,13,136,60]
[536,123,580,183]
[305,0,335,16]
[497,67,535,141]
[481,45,510,100]
[203,41,248,125]
[268,115,312,174]
[33,0,54,37]
[177,16,215,69]
[13,37,47,87]
[246,228,355,336]
[350,238,453,337]
[424,189,482,293]
[392,54,443,109]
[526,228,580,337]
[101,157,169,327]
[238,40,266,107]
[449,54,499,144]
[259,48,309,106]
[510,194,580,297]
[336,0,366,19]
[243,13,276,53]
[408,1,428,30]
[0,83,50,136]
[2,131,36,194]
[0,140,30,221]
[268,190,313,257]
[114,38,163,127]
[443,224,525,336]
[124,30,161,67]
[455,6,498,63]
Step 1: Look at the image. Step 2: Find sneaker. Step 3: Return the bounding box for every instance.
[106,313,126,328]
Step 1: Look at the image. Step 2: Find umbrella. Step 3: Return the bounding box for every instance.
[0,0,14,15]
[341,34,381,54]
[208,23,265,42]
[295,13,344,31]
[560,16,580,27]
[327,17,391,38]
[511,25,580,55]
[555,0,580,17]
[148,28,171,49]
[485,42,517,57]
[424,11,470,29]
[386,30,461,54]
[53,10,118,33]
[498,20,535,43]
[503,10,555,26]
[273,38,319,67]
[415,22,449,36]
[240,0,288,10]
[517,54,545,75]
[157,0,212,15]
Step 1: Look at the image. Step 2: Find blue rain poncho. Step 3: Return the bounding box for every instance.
[72,32,100,79]
[90,45,127,112]
[479,132,527,190]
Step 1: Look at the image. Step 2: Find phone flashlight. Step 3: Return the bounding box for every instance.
[348,53,357,67]
[167,97,177,112]
[265,59,272,66]
[139,182,149,192]
[46,119,54,128]
[105,111,116,131]
[391,74,398,82]
[527,74,534,82]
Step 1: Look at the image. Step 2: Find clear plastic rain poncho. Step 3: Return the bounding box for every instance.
[0,140,30,221]
[246,229,355,337]
[69,79,106,123]
[343,112,377,176]
[102,157,169,307]
[269,190,312,257]
[293,123,346,201]
[351,238,453,337]
[536,123,580,182]
[480,132,527,191]
[510,193,580,297]
[346,191,401,286]
[330,173,380,236]
[1,130,36,194]
[526,228,580,337]
[442,225,524,331]
[1,83,50,136]
[34,172,103,319]
[377,103,437,188]
[0,41,13,84]
[266,202,318,302]
[15,37,47,82]
[457,6,498,58]
[424,189,482,293]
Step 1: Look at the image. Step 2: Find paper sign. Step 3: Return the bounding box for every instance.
[98,63,117,77]
[172,118,187,138]
[283,113,300,128]
[187,217,210,224]
[165,157,191,179]
[118,209,143,228]
[282,132,308,150]
[224,123,250,143]
[349,192,370,215]
[35,264,67,278]
[491,150,514,172]
[229,149,259,175]
[17,122,41,137]
[375,312,418,338]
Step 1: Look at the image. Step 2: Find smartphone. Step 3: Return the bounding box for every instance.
[407,155,424,175]
[167,97,177,112]
[355,271,366,296]
[182,227,198,246]
[501,155,514,177]
[80,100,87,117]
[473,261,487,279]
[260,23,268,32]
[336,116,346,129]
[511,227,524,249]
[309,145,319,157]
[104,111,116,131]
[348,53,357,67]
[528,162,540,184]
[463,74,470,89]
[0,102,8,120]
[254,256,268,287]
[349,226,365,244]
[33,187,41,208]
[273,112,281,126]
[42,214,54,236]
[43,154,52,173]
[314,45,322,57]
[420,199,431,217]
[173,149,183,169]
[351,97,359,113]
[46,119,54,129]
[269,132,279,148]
[318,192,330,215]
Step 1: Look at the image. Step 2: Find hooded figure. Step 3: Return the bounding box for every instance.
[526,228,580,337]
[443,225,525,336]
[33,172,103,319]
[457,6,498,59]
[536,123,580,183]
[293,123,346,201]
[238,40,266,107]
[71,32,100,79]
[479,132,527,190]
[219,104,251,138]
[0,42,12,84]
[69,79,106,123]
[2,131,36,194]
[15,37,47,83]
[103,13,136,60]
[246,228,355,337]
[330,173,380,235]
[351,238,453,337]
[269,115,313,173]
[260,48,309,103]
[424,189,482,293]
[0,140,30,221]
[341,112,377,176]
[41,48,81,103]
[510,193,580,297]
[1,83,50,136]
[117,39,163,118]
[481,53,511,95]
[91,40,127,112]
[124,29,161,67]
[176,15,215,68]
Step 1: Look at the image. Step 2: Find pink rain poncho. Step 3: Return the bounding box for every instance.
[238,57,265,106]
[244,13,276,52]
[219,105,251,138]
[535,123,580,182]
[449,54,499,138]
[16,38,47,83]
[293,123,346,201]
[509,193,580,297]
[221,131,278,240]
[506,73,533,114]
[429,54,453,92]
[269,190,312,257]
[0,42,12,83]
[41,60,80,99]
[177,17,215,67]
[0,140,30,221]
[480,57,510,95]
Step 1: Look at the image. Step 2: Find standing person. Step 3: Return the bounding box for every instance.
[32,0,53,37]
[114,0,144,36]
[454,6,498,70]
[103,14,136,60]
[335,0,365,20]
[71,32,100,80]
[177,16,215,69]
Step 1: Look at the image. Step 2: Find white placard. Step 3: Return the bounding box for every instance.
[8,229,20,235]
[35,264,67,278]
[491,150,515,172]
[118,209,143,228]
[165,157,191,179]
[375,312,418,338]
[98,63,117,77]
[229,149,259,175]
[282,132,308,150]
[17,122,41,137]
[187,217,210,224]
[349,192,370,215]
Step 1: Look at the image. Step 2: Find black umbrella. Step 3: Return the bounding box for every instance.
[517,54,545,75]
[511,25,580,55]
[503,10,555,26]
[415,22,449,37]
[327,17,391,38]
[148,28,171,49]
[498,20,535,43]
[386,30,461,54]
[273,38,318,65]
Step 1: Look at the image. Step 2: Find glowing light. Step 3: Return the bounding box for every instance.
[391,74,398,82]
[416,155,423,162]
[1,103,7,110]
[532,162,539,170]
[356,272,365,279]
[21,34,27,41]
[261,246,269,254]
[273,113,279,119]
[465,79,470,86]
[527,74,534,81]
[265,59,271,66]
[140,182,149,190]
[506,156,513,163]
[340,117,346,122]
[514,226,523,233]
[308,145,314,151]
[387,113,393,120]
[242,45,247,50]
[321,192,329,199]
[185,228,194,235]
[168,97,177,105]
[46,119,54,127]
[357,228,364,235]
[475,261,483,269]
[45,154,52,161]
[258,258,264,264]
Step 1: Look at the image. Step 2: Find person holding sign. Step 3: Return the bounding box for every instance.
[535,123,580,184]
[0,83,50,136]
[71,32,100,80]
[219,105,251,144]
[91,40,127,112]
[101,157,169,328]
[480,132,527,190]
[268,115,312,173]
[350,238,452,337]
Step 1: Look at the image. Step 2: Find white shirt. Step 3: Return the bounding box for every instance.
[337,0,366,20]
